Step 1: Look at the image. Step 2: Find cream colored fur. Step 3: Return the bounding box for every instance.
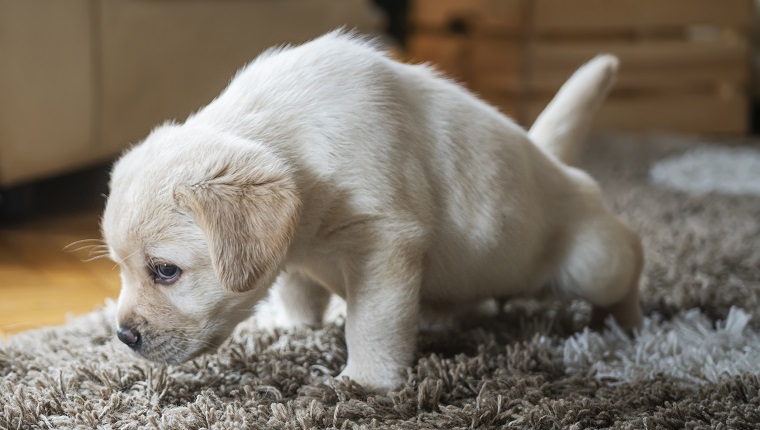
[103,31,643,391]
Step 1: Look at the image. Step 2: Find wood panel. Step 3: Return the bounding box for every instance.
[533,0,753,32]
[529,63,748,93]
[411,0,524,31]
[408,33,470,78]
[528,94,749,135]
[404,0,752,134]
[470,39,748,94]
[470,38,523,72]
[531,40,748,71]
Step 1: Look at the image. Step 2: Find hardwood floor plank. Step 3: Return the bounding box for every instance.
[0,206,119,335]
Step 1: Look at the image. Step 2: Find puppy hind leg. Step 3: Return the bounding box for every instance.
[272,271,332,327]
[555,215,643,331]
[588,275,642,331]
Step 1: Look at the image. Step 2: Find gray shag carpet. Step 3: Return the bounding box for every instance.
[2,134,760,429]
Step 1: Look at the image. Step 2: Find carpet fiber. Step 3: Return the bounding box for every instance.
[2,134,760,429]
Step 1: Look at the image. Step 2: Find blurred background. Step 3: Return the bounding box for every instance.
[0,0,756,335]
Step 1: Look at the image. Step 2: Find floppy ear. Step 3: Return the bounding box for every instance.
[174,158,301,293]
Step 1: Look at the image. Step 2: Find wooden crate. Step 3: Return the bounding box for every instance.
[408,0,753,135]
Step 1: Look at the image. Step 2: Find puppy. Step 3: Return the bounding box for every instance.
[103,31,643,391]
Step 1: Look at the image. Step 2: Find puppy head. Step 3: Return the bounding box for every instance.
[103,124,300,364]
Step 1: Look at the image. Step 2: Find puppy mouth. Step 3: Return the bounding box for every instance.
[126,332,226,365]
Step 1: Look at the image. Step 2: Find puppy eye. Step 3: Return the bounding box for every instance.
[151,263,182,285]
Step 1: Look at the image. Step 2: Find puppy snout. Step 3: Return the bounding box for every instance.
[117,325,142,350]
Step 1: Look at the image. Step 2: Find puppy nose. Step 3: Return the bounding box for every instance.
[117,326,141,350]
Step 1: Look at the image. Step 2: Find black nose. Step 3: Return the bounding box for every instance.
[117,326,141,350]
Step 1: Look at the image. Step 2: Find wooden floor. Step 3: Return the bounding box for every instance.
[0,166,118,338]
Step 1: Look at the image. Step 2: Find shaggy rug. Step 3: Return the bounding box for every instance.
[2,134,760,429]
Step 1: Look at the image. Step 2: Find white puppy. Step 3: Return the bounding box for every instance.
[103,31,642,391]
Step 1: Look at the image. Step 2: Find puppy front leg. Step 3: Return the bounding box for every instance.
[338,248,421,391]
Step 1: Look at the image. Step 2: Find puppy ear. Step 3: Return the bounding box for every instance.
[175,160,301,293]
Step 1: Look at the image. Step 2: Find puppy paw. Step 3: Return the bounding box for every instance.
[590,301,643,335]
[336,365,404,393]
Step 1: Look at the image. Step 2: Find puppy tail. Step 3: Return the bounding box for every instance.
[528,55,618,166]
